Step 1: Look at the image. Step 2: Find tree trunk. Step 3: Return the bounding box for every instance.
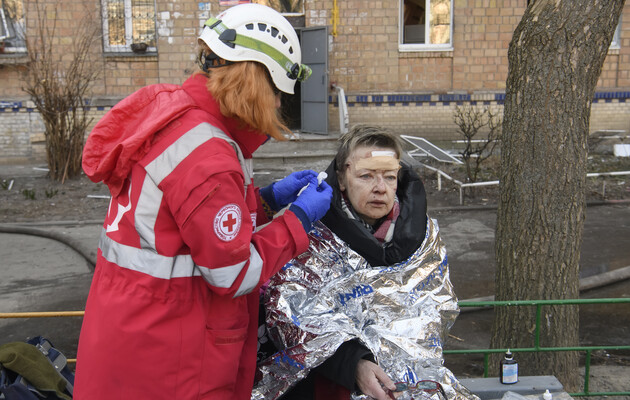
[490,0,624,390]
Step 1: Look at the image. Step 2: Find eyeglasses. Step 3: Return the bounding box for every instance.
[387,380,447,400]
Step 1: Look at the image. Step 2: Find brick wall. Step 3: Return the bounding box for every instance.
[2,1,628,98]
[328,91,630,142]
[0,102,109,163]
[311,1,629,94]
[0,109,40,163]
[307,0,527,93]
[1,0,629,163]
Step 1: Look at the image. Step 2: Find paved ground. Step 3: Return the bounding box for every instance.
[1,164,629,397]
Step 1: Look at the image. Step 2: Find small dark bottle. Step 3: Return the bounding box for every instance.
[500,349,518,384]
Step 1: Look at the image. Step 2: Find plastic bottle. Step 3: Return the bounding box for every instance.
[500,349,518,384]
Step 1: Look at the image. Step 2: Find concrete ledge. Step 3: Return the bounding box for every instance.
[459,376,564,400]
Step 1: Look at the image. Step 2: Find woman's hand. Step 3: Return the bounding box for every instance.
[355,359,400,400]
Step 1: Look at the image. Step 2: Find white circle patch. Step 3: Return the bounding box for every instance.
[214,204,242,242]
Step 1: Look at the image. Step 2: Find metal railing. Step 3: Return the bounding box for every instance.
[2,299,629,397]
[445,298,630,398]
[415,159,630,205]
[0,311,84,364]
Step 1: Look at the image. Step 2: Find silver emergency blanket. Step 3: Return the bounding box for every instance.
[252,217,479,400]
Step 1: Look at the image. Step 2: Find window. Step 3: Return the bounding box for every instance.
[0,0,26,54]
[252,0,304,15]
[102,0,157,53]
[610,18,621,49]
[400,0,452,51]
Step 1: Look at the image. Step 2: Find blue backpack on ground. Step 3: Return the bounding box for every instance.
[0,336,74,400]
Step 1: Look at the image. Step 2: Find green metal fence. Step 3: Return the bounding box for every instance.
[444,298,630,398]
[2,299,629,397]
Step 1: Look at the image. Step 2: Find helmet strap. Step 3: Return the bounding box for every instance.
[199,50,234,73]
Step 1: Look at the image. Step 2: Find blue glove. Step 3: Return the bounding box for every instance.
[289,177,333,232]
[261,170,318,211]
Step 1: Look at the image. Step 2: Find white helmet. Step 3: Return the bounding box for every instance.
[198,3,311,94]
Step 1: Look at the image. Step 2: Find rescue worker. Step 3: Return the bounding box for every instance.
[75,4,332,399]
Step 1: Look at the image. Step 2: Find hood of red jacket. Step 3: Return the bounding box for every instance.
[82,74,268,197]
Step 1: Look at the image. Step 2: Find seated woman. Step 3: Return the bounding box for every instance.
[254,125,476,400]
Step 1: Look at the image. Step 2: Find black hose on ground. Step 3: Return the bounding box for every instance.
[0,224,97,269]
[1,222,629,308]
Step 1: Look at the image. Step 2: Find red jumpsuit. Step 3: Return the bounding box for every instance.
[75,74,309,399]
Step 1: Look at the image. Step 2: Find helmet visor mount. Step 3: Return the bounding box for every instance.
[288,62,312,82]
[203,17,312,87]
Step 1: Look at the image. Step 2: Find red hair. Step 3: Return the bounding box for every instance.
[202,61,289,141]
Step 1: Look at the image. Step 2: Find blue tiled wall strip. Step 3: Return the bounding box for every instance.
[328,91,630,107]
[2,91,629,110]
[0,101,22,110]
[0,101,104,111]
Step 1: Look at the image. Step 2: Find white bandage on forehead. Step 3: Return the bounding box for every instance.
[371,151,395,157]
[355,150,400,171]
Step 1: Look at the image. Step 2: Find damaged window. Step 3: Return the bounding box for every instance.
[102,0,157,54]
[610,19,621,49]
[400,0,452,51]
[251,0,304,15]
[0,0,26,54]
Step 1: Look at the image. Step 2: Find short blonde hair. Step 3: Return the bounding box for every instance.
[335,124,402,172]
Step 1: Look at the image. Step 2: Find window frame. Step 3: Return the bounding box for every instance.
[101,0,157,54]
[398,0,453,52]
[0,8,9,40]
[610,17,621,50]
[251,0,304,16]
[0,3,27,54]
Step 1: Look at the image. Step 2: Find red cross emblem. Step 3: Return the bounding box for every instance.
[223,213,237,232]
[214,204,242,241]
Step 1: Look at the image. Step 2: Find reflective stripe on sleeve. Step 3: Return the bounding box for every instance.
[233,244,263,297]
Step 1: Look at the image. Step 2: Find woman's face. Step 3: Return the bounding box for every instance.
[338,146,399,225]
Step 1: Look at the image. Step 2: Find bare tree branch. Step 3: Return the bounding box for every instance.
[21,0,102,182]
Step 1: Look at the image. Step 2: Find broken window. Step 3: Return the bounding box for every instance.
[0,0,26,54]
[610,18,621,49]
[400,0,452,51]
[251,0,304,15]
[102,0,157,53]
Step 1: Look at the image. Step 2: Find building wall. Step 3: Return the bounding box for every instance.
[320,0,630,139]
[309,0,526,93]
[1,0,629,162]
[0,103,107,162]
[327,91,630,142]
[2,92,626,163]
